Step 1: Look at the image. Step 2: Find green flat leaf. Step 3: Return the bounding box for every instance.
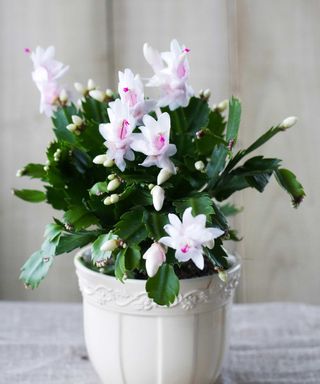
[52,105,78,144]
[173,194,214,217]
[20,223,63,288]
[45,187,68,210]
[91,232,117,265]
[207,109,226,137]
[146,264,180,306]
[63,206,99,231]
[207,144,228,188]
[211,201,229,231]
[114,208,148,245]
[205,244,229,270]
[226,97,241,146]
[13,189,46,203]
[20,250,54,288]
[82,96,109,123]
[19,163,46,179]
[184,97,210,133]
[275,168,305,207]
[56,231,98,254]
[195,131,226,156]
[125,245,141,270]
[89,181,109,196]
[219,203,243,217]
[115,248,126,282]
[143,212,169,240]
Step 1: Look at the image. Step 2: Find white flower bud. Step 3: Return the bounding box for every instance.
[71,115,83,126]
[103,196,112,205]
[93,154,107,164]
[100,239,118,252]
[107,178,121,192]
[218,270,228,283]
[87,78,96,90]
[157,169,172,185]
[148,183,155,190]
[59,89,68,102]
[280,116,298,129]
[16,168,24,177]
[203,89,211,99]
[43,165,49,172]
[199,89,204,97]
[66,123,77,132]
[143,243,166,277]
[74,82,86,94]
[110,194,119,204]
[217,99,228,112]
[106,88,113,97]
[195,160,205,171]
[151,185,165,211]
[89,90,105,103]
[108,174,115,180]
[103,159,114,167]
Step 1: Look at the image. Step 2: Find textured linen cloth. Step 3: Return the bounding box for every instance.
[0,301,319,384]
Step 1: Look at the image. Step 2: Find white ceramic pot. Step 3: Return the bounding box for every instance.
[74,251,240,384]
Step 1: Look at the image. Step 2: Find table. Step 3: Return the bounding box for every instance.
[1,302,320,383]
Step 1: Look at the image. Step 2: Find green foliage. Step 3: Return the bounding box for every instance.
[114,208,148,245]
[15,90,305,306]
[173,194,214,217]
[146,264,180,306]
[13,189,46,203]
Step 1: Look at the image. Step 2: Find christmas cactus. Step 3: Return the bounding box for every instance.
[15,41,305,306]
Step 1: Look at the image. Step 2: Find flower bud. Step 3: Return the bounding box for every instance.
[203,89,211,100]
[103,196,112,205]
[148,184,155,190]
[100,239,118,252]
[59,89,68,102]
[107,178,121,192]
[16,168,24,177]
[93,154,107,164]
[74,82,86,94]
[106,88,113,97]
[89,90,105,103]
[71,115,83,126]
[103,159,114,167]
[280,116,298,129]
[217,99,228,112]
[157,169,172,185]
[110,194,119,204]
[66,123,77,132]
[43,165,49,172]
[218,270,228,283]
[194,160,205,171]
[143,243,166,277]
[151,185,165,211]
[199,89,204,97]
[108,174,115,180]
[87,78,96,90]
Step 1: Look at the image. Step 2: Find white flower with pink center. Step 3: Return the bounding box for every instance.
[143,39,194,111]
[159,208,224,270]
[29,46,69,116]
[143,243,166,277]
[130,112,177,173]
[118,68,155,121]
[99,99,136,172]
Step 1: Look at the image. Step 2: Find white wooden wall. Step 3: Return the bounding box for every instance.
[1,0,319,303]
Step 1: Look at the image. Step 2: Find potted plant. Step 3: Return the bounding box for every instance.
[15,41,305,384]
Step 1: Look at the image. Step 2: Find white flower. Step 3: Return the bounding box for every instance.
[159,208,224,270]
[151,185,165,211]
[143,39,194,110]
[280,116,298,129]
[30,46,69,116]
[118,68,155,121]
[143,243,166,277]
[99,99,136,172]
[130,112,177,173]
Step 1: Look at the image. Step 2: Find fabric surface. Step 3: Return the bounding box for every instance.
[0,301,319,383]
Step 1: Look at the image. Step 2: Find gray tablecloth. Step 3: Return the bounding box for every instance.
[1,301,319,383]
